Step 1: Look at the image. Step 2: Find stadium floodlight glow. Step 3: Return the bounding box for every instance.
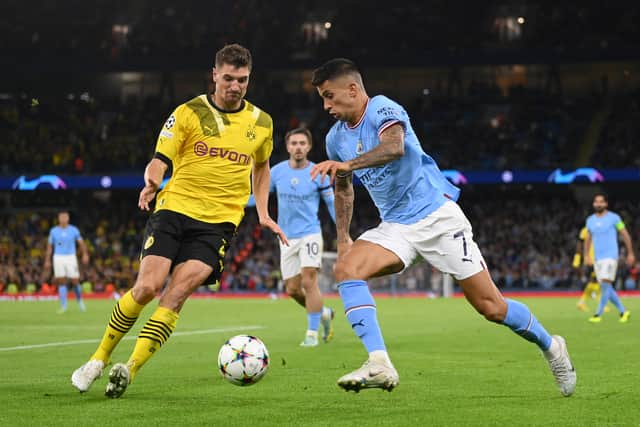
[324,22,332,29]
[100,176,113,188]
[517,17,525,24]
[501,170,514,183]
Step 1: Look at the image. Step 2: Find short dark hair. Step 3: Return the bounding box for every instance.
[311,58,361,86]
[215,44,252,70]
[285,127,313,145]
[593,192,608,202]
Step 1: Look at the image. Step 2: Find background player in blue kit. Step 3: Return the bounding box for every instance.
[310,58,576,396]
[583,193,635,323]
[44,210,90,313]
[271,128,337,346]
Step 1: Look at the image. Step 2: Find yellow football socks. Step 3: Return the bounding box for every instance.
[127,306,179,381]
[90,290,145,363]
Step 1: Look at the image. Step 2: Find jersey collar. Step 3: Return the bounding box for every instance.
[207,93,245,113]
[347,98,370,129]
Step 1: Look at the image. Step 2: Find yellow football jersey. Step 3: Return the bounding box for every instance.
[578,227,595,263]
[154,94,273,225]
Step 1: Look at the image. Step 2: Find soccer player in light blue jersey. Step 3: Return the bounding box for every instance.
[271,128,337,347]
[583,193,635,323]
[44,210,89,313]
[310,58,576,396]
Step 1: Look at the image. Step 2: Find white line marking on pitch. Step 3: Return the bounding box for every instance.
[0,325,266,353]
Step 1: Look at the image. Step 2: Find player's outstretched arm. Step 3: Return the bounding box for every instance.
[138,158,168,211]
[253,160,289,245]
[619,227,636,266]
[310,124,405,184]
[334,173,354,256]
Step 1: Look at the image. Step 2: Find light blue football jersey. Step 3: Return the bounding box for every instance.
[586,211,623,260]
[271,161,336,239]
[48,225,82,255]
[326,95,459,224]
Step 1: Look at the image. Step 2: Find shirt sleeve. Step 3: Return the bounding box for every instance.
[614,214,625,231]
[74,226,82,241]
[48,230,54,244]
[253,116,274,164]
[154,105,188,167]
[371,96,408,136]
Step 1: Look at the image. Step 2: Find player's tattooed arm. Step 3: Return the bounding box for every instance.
[334,172,354,245]
[346,123,405,171]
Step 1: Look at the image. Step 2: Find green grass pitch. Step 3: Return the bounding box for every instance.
[1,296,639,426]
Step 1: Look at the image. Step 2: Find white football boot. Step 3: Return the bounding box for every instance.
[104,363,131,398]
[337,359,399,392]
[71,359,104,392]
[300,331,319,347]
[544,335,576,397]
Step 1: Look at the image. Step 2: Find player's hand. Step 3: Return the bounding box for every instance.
[138,177,160,211]
[310,160,352,184]
[259,216,289,246]
[626,253,636,267]
[81,253,89,265]
[583,255,593,267]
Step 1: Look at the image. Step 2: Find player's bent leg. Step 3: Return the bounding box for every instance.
[106,260,210,398]
[71,256,170,393]
[458,270,576,397]
[284,276,306,308]
[334,241,403,392]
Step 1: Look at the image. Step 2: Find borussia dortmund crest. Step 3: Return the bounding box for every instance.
[246,125,257,141]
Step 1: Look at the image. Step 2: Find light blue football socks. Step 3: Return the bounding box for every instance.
[339,280,386,352]
[502,299,552,351]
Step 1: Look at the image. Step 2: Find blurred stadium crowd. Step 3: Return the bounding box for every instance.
[2,190,639,294]
[2,84,639,175]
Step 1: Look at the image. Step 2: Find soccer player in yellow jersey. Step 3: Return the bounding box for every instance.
[574,226,602,311]
[71,44,287,398]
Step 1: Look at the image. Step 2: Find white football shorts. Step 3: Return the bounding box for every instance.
[594,258,617,283]
[279,233,323,280]
[358,201,486,281]
[53,254,80,279]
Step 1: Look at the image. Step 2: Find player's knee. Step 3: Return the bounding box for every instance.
[300,270,318,289]
[132,277,161,303]
[333,260,360,283]
[285,282,302,298]
[478,300,507,323]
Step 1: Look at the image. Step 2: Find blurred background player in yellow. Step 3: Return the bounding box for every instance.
[70,43,287,398]
[573,226,605,312]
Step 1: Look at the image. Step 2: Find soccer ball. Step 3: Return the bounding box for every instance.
[218,335,269,386]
